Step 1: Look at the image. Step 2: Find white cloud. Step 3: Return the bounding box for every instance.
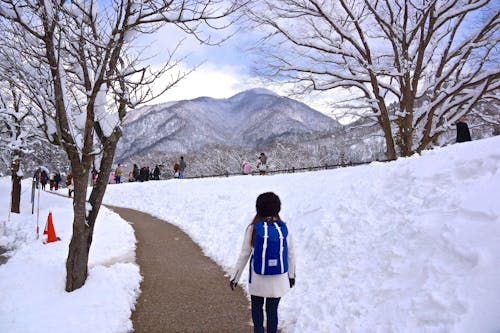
[147,62,252,104]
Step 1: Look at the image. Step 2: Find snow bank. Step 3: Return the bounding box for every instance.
[104,136,500,332]
[1,136,499,332]
[0,181,141,333]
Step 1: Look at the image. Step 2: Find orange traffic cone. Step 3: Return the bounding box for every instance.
[43,212,60,244]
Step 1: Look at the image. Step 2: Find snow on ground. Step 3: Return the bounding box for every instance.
[1,136,500,332]
[0,181,141,333]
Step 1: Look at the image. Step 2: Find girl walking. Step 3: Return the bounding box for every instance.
[230,192,296,333]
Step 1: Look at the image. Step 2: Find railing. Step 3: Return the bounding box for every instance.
[183,158,395,180]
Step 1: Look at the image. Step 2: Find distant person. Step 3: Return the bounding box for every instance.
[49,172,55,191]
[133,164,140,182]
[40,169,48,190]
[173,162,180,178]
[230,192,296,333]
[256,153,268,175]
[242,159,252,175]
[66,172,74,197]
[179,156,186,179]
[139,166,149,182]
[109,171,116,184]
[115,164,123,183]
[54,172,61,190]
[33,168,41,189]
[456,116,472,143]
[153,165,160,180]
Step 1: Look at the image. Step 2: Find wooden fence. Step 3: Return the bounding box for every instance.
[183,158,395,180]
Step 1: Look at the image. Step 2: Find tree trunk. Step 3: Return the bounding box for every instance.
[376,105,397,160]
[65,223,92,291]
[65,137,119,292]
[65,168,92,292]
[10,155,22,214]
[384,133,397,160]
[11,174,21,214]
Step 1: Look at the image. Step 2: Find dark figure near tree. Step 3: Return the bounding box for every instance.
[456,116,471,143]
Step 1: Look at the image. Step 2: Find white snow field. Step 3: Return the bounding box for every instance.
[0,182,141,332]
[1,135,500,332]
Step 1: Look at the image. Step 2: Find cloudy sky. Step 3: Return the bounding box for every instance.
[136,19,339,119]
[136,21,261,97]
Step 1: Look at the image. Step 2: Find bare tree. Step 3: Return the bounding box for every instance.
[0,81,38,213]
[0,0,242,291]
[247,0,500,158]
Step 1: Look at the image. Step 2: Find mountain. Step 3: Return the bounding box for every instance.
[2,89,496,179]
[115,88,342,162]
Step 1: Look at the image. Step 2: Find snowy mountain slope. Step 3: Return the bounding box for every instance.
[115,89,342,161]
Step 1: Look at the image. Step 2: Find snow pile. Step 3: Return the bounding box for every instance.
[104,136,500,332]
[1,136,499,332]
[0,181,141,333]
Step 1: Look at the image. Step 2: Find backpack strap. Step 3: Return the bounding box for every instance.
[249,253,253,283]
[274,223,285,274]
[260,222,269,274]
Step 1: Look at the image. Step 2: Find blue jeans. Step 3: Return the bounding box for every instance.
[251,295,281,333]
[179,171,184,179]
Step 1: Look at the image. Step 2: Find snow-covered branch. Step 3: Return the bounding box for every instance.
[247,0,499,158]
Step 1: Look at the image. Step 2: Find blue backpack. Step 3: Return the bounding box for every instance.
[253,220,288,275]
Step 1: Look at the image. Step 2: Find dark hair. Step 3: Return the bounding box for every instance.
[256,192,281,217]
[249,192,281,246]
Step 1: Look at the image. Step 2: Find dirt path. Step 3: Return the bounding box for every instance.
[106,206,252,333]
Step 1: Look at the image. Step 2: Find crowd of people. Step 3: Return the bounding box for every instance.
[32,168,62,191]
[107,152,272,184]
[117,153,270,182]
[125,157,186,182]
[32,157,188,192]
[127,164,162,182]
[32,167,74,197]
[108,152,272,183]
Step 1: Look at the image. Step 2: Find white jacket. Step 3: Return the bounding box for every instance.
[231,223,296,298]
